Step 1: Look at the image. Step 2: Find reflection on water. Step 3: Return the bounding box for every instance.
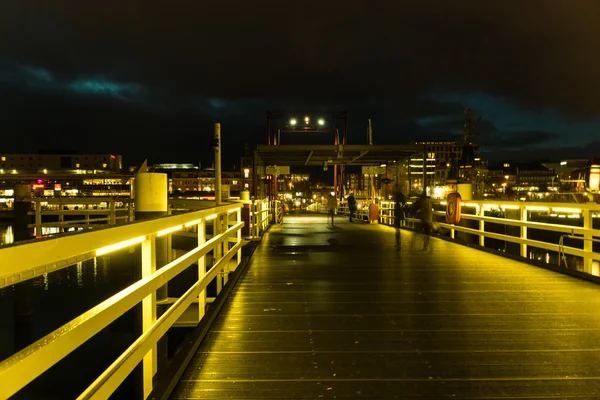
[0,251,137,399]
[1,224,13,245]
[0,224,65,246]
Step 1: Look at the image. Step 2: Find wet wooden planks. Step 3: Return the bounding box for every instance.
[171,212,600,399]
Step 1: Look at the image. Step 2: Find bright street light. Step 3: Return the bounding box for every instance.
[290,118,297,126]
[304,116,310,124]
[317,118,325,126]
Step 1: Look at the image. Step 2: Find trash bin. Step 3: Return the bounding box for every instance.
[369,203,379,224]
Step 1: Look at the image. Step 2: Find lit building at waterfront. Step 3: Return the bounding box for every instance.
[0,152,131,198]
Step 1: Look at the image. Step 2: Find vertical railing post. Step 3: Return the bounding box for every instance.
[214,215,223,294]
[198,219,206,320]
[237,208,242,263]
[222,212,230,285]
[520,206,528,258]
[583,209,593,274]
[129,199,134,222]
[110,200,116,225]
[35,200,42,236]
[141,235,157,399]
[478,205,485,247]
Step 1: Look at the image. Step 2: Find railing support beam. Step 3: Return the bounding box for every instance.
[478,205,485,247]
[197,220,206,321]
[520,206,528,258]
[583,209,593,274]
[141,235,157,398]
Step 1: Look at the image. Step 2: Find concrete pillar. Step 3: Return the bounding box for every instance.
[240,190,250,201]
[12,184,33,352]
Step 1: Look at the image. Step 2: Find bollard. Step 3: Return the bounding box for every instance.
[133,172,169,397]
[134,172,169,301]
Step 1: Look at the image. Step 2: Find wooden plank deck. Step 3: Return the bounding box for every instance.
[171,212,600,399]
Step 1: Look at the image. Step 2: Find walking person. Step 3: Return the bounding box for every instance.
[394,191,406,251]
[347,192,357,222]
[327,193,337,226]
[419,194,433,251]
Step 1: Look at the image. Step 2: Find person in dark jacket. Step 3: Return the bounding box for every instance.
[347,192,357,222]
[419,194,433,250]
[394,190,406,251]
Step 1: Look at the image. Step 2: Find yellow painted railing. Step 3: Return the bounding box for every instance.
[0,202,244,399]
[379,199,600,275]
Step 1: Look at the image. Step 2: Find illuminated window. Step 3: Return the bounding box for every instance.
[244,168,250,179]
[1,156,5,161]
[232,180,238,184]
[102,163,107,168]
[503,163,510,167]
[76,163,80,168]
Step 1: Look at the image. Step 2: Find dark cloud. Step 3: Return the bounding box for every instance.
[1,0,599,164]
[2,1,600,115]
[482,140,600,163]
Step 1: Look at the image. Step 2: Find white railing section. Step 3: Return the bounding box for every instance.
[338,204,370,221]
[250,199,271,237]
[28,197,133,234]
[377,199,600,275]
[0,202,244,399]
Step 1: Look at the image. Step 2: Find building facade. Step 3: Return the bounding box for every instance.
[0,153,123,174]
[0,153,130,197]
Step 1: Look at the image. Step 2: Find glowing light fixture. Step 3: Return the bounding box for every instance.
[96,236,146,256]
[304,116,310,124]
[317,118,325,126]
[184,218,203,227]
[157,224,183,237]
[290,118,297,126]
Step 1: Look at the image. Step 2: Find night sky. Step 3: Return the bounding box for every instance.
[1,1,599,169]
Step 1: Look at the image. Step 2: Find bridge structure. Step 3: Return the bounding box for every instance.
[0,192,599,399]
[1,115,600,398]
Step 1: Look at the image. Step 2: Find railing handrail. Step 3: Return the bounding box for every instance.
[0,202,240,288]
[31,197,133,204]
[0,202,245,399]
[431,210,598,236]
[376,198,599,273]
